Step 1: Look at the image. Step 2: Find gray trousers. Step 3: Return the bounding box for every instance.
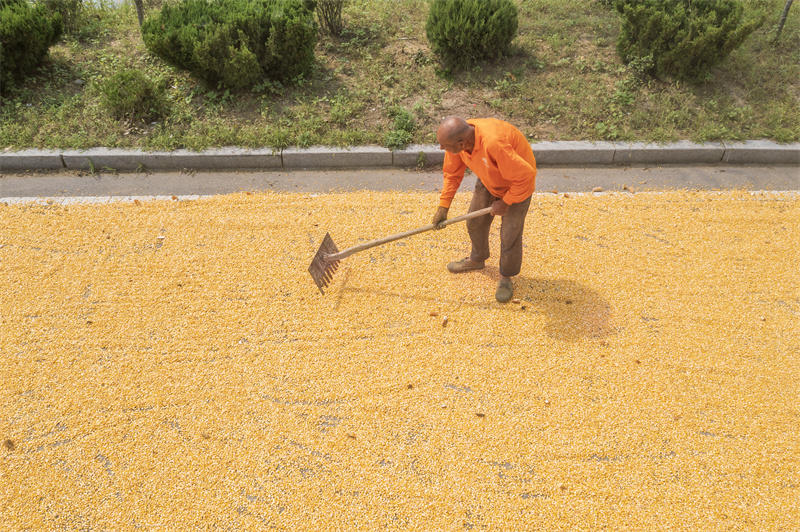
[467,180,532,278]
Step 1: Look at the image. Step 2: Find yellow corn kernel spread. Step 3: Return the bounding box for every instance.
[1,191,798,531]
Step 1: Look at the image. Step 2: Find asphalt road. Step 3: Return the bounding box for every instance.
[1,164,798,200]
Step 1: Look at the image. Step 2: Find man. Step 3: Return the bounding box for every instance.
[432,116,536,303]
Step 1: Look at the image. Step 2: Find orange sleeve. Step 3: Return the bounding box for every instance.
[438,152,467,208]
[491,142,537,205]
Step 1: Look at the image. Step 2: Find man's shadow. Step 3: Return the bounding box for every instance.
[336,266,615,342]
[477,266,614,341]
[511,275,614,341]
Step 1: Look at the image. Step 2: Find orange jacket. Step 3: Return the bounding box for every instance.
[439,118,537,208]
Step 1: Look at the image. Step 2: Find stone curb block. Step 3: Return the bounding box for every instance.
[392,145,445,167]
[722,140,800,165]
[614,141,725,165]
[61,148,145,172]
[161,148,282,170]
[0,149,64,172]
[61,148,282,172]
[531,141,616,166]
[283,146,392,168]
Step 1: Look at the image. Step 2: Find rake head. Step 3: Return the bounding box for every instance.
[308,232,341,294]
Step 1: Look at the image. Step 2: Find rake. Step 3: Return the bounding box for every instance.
[308,206,493,294]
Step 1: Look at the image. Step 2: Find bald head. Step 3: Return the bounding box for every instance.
[437,116,474,154]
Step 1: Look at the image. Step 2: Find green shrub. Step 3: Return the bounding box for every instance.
[37,0,82,35]
[0,0,63,93]
[141,0,318,91]
[37,0,107,41]
[317,0,344,36]
[100,69,166,122]
[425,0,518,67]
[384,105,416,150]
[615,0,765,81]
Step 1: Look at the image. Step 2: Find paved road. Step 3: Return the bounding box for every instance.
[1,164,798,200]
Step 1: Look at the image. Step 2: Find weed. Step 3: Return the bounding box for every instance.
[253,79,284,96]
[526,57,545,71]
[328,92,361,127]
[385,129,413,150]
[338,22,384,52]
[297,131,316,148]
[493,72,521,95]
[205,88,234,107]
[389,105,416,131]
[611,79,636,106]
[385,105,417,150]
[594,122,619,139]
[412,50,434,66]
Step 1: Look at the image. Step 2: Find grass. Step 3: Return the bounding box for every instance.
[1,0,798,151]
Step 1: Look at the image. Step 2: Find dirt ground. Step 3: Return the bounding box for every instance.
[1,191,798,530]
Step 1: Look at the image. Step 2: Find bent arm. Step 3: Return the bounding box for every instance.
[495,144,536,205]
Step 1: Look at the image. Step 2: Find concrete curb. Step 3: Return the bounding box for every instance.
[2,141,798,173]
[283,146,392,168]
[721,140,800,165]
[59,148,283,172]
[532,141,616,165]
[0,149,65,171]
[393,144,446,167]
[613,141,726,165]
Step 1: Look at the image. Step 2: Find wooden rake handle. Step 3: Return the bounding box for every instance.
[324,206,493,262]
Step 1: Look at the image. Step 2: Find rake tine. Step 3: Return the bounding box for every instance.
[320,262,339,290]
[308,233,340,294]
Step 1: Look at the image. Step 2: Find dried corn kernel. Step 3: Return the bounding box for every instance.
[0,190,797,531]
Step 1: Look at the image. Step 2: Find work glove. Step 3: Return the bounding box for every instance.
[432,206,449,229]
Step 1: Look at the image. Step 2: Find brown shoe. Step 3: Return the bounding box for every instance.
[495,278,513,303]
[447,258,485,273]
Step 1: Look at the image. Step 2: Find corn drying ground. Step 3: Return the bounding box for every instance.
[1,190,798,531]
